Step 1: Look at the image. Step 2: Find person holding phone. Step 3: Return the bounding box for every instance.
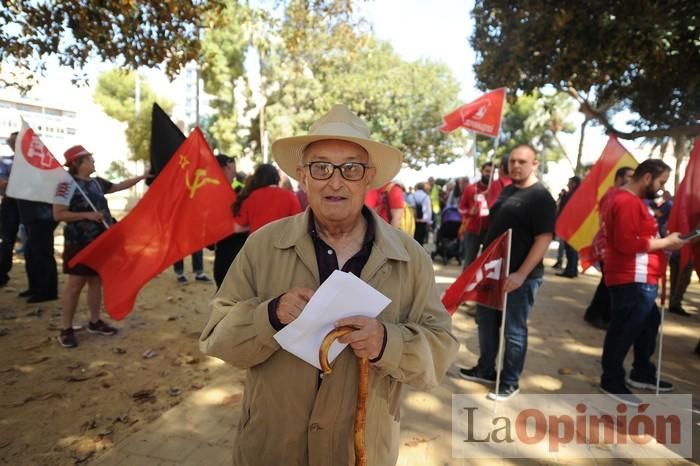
[599,159,687,406]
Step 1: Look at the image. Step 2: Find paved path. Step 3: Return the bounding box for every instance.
[94,253,700,465]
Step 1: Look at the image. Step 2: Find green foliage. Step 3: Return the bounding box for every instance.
[94,69,173,162]
[0,1,222,91]
[104,160,131,180]
[470,0,700,139]
[201,1,465,168]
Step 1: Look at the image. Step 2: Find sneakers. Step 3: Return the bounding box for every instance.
[669,306,692,317]
[194,273,212,282]
[87,319,118,336]
[487,383,520,401]
[625,375,673,392]
[176,275,188,284]
[599,385,642,406]
[458,366,497,384]
[57,328,78,348]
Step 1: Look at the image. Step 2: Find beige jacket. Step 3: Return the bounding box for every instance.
[200,209,458,466]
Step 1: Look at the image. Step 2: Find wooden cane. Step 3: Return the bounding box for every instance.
[319,326,368,466]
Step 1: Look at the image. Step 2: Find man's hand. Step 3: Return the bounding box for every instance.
[335,316,385,360]
[663,232,687,251]
[504,271,526,293]
[276,287,314,325]
[84,211,104,222]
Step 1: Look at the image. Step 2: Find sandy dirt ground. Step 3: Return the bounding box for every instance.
[1,247,699,465]
[0,249,222,466]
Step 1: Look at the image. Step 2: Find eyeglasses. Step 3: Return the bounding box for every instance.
[304,161,370,181]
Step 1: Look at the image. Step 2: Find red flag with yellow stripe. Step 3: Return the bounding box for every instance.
[69,128,236,320]
[555,136,638,270]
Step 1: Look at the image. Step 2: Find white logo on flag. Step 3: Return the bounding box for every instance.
[465,258,502,292]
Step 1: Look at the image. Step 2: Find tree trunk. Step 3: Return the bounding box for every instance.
[575,118,588,175]
[673,135,688,191]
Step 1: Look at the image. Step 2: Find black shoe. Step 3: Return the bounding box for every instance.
[669,306,692,317]
[27,294,58,303]
[556,271,577,278]
[599,385,642,406]
[487,382,520,401]
[552,262,563,269]
[57,328,78,348]
[695,340,700,356]
[87,319,118,336]
[584,317,609,330]
[18,289,32,298]
[458,366,496,384]
[625,375,673,392]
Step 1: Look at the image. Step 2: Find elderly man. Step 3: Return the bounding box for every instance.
[200,104,458,466]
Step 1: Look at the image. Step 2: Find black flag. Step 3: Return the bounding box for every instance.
[148,103,186,185]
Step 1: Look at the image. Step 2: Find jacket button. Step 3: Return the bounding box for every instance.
[309,422,322,431]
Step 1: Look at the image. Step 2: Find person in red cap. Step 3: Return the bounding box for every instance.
[53,145,149,348]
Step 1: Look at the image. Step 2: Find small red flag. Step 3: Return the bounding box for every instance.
[69,128,236,320]
[442,230,510,315]
[439,88,506,137]
[667,137,700,278]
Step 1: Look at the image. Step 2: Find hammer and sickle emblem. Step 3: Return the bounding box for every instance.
[185,168,220,198]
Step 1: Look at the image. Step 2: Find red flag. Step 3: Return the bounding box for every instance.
[439,88,506,137]
[667,137,700,278]
[69,129,236,320]
[442,230,510,315]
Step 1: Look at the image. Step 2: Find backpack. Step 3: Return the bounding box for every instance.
[383,183,415,236]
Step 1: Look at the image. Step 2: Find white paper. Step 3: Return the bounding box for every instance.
[273,270,391,370]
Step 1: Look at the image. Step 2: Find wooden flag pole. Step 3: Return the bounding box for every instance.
[656,271,667,395]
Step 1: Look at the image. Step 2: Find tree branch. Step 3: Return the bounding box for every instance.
[566,87,700,140]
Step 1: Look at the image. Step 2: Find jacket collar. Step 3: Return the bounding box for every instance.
[274,207,410,263]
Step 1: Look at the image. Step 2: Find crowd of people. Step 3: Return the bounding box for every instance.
[1,103,698,462]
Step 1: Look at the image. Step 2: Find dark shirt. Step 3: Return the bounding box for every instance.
[64,176,114,247]
[484,182,556,278]
[267,206,387,361]
[17,199,53,223]
[0,156,12,197]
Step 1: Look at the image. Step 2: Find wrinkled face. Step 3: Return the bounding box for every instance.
[296,139,375,225]
[508,146,538,184]
[643,171,669,200]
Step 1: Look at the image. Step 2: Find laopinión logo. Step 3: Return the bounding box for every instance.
[452,394,692,459]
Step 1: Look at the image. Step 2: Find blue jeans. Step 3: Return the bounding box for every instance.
[564,242,579,276]
[174,250,204,275]
[601,283,659,390]
[475,277,543,386]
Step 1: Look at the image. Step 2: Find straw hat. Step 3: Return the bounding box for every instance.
[271,104,403,188]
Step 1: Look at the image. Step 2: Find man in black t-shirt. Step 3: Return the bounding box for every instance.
[459,144,556,401]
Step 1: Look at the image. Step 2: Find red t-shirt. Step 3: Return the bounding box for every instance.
[459,181,490,235]
[365,183,405,223]
[235,186,302,233]
[604,189,665,286]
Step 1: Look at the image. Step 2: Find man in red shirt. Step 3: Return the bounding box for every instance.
[458,162,493,269]
[600,160,686,406]
[365,182,405,228]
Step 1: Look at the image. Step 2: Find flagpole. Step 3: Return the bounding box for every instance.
[656,269,667,395]
[73,182,110,230]
[494,228,512,400]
